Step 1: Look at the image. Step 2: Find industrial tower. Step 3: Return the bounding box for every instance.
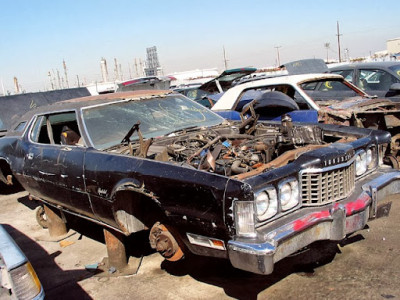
[144,46,162,77]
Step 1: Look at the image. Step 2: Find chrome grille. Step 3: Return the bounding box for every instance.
[301,162,355,206]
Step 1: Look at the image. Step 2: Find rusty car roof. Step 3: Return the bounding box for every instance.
[62,89,172,104]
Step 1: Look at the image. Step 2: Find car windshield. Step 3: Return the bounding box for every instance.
[81,94,224,149]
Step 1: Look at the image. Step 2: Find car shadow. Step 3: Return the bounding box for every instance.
[16,193,156,265]
[17,193,41,210]
[160,236,364,300]
[0,180,24,195]
[60,213,156,259]
[2,224,94,300]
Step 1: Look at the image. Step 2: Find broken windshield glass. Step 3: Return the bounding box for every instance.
[82,95,223,149]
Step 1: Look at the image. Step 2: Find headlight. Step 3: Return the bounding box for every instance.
[279,178,299,211]
[9,262,42,299]
[255,187,278,221]
[234,201,256,237]
[355,150,367,176]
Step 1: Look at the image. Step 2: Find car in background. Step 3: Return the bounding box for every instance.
[174,67,257,107]
[0,88,91,138]
[330,62,400,101]
[0,224,44,299]
[1,90,399,275]
[116,76,172,92]
[210,72,400,166]
[211,72,365,121]
[210,59,366,122]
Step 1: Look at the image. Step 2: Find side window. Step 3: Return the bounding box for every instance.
[14,121,27,132]
[331,70,354,82]
[359,69,398,91]
[30,112,83,146]
[30,116,46,143]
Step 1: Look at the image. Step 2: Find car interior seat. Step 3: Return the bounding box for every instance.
[358,78,368,91]
[60,126,81,145]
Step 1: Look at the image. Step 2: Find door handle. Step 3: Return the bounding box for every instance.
[62,147,72,151]
[39,171,55,176]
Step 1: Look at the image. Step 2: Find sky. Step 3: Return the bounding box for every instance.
[0,0,399,93]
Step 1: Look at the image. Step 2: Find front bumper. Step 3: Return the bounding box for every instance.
[228,170,400,275]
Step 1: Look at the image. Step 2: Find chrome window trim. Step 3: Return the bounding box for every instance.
[26,109,85,148]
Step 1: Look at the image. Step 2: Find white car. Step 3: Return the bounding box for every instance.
[0,224,44,299]
[211,73,367,119]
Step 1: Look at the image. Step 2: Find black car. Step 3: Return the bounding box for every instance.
[0,87,91,137]
[1,90,399,275]
[330,62,400,101]
[174,67,257,108]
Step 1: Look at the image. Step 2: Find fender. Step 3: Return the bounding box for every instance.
[111,177,159,203]
[110,178,163,235]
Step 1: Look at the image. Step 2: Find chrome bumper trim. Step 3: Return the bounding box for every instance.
[228,170,400,275]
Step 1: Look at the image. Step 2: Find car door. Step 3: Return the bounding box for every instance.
[23,112,94,218]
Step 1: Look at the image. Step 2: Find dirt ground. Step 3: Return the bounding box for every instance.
[1,190,399,300]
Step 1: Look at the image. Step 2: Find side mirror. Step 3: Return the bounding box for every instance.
[389,83,400,91]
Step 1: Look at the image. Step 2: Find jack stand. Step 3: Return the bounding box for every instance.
[94,228,142,277]
[104,229,128,270]
[44,205,68,237]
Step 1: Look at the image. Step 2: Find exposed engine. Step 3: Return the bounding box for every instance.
[113,117,326,177]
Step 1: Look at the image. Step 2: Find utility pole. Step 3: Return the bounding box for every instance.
[336,21,342,62]
[223,46,228,70]
[274,46,282,67]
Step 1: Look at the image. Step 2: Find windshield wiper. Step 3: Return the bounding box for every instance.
[121,121,141,144]
[120,121,153,157]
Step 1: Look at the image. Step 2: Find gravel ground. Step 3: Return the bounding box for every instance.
[1,191,399,300]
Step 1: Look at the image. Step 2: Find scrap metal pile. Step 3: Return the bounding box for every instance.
[318,97,400,167]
